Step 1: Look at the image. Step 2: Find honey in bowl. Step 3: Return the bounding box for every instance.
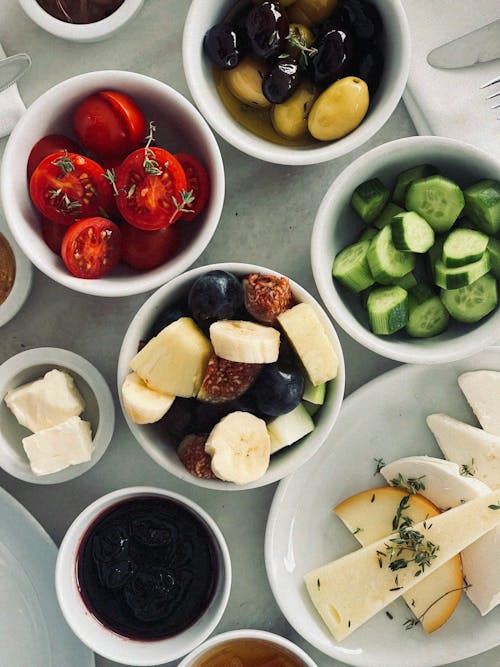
[77,496,219,640]
[0,233,16,306]
[192,637,307,666]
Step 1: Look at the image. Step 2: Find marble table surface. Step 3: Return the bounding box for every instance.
[0,1,498,666]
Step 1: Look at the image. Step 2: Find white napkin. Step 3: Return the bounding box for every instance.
[402,0,500,155]
[0,43,26,139]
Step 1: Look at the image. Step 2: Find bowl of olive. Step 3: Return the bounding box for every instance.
[183,0,410,166]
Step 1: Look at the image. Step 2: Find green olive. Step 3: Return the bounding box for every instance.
[223,57,271,109]
[272,83,318,140]
[287,23,315,61]
[288,0,339,27]
[308,76,369,141]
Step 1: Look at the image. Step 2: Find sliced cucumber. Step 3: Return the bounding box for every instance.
[406,175,465,233]
[373,203,404,230]
[442,229,489,267]
[427,235,445,280]
[360,286,373,309]
[392,271,417,290]
[351,178,390,224]
[303,377,326,405]
[464,179,500,235]
[268,403,315,454]
[359,226,378,242]
[392,164,438,207]
[367,226,416,284]
[391,211,435,253]
[455,217,477,231]
[440,273,498,323]
[488,238,500,279]
[332,239,374,292]
[434,253,490,290]
[406,286,449,338]
[367,286,409,335]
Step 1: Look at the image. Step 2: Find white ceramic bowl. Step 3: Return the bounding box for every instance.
[0,214,32,328]
[1,70,225,297]
[0,347,114,483]
[312,135,500,365]
[117,262,345,490]
[183,0,410,166]
[178,629,318,666]
[55,486,232,666]
[18,0,144,42]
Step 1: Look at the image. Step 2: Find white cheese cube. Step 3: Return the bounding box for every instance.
[22,416,93,476]
[5,369,85,432]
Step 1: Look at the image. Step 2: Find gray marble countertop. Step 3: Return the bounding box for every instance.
[0,1,498,666]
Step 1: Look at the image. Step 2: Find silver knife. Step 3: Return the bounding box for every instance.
[0,53,31,94]
[427,18,500,69]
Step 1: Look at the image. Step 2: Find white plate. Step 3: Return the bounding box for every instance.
[265,348,500,667]
[0,485,94,667]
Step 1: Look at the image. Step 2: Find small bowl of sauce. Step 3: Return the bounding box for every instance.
[18,0,144,42]
[0,218,32,329]
[55,487,231,666]
[178,629,318,667]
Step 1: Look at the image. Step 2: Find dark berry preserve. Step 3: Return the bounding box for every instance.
[76,496,219,640]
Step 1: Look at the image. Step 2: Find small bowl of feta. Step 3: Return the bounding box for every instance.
[0,347,114,484]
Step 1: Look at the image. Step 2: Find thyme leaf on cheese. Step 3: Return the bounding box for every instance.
[460,459,476,477]
[381,523,440,581]
[489,502,500,510]
[389,473,426,495]
[403,583,472,630]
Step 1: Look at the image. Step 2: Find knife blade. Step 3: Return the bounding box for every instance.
[0,53,31,94]
[427,18,500,69]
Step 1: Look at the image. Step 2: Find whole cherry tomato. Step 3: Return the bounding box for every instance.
[62,217,122,279]
[39,216,67,255]
[73,91,147,159]
[121,222,183,271]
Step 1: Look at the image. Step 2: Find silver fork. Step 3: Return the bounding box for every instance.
[481,75,500,119]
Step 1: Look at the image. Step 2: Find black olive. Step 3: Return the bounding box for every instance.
[309,27,353,88]
[354,47,384,95]
[203,22,245,70]
[246,1,289,61]
[337,0,383,43]
[262,58,300,104]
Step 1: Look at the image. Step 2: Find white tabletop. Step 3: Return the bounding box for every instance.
[0,1,498,666]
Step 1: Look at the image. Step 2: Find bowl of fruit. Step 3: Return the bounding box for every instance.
[117,263,345,490]
[312,135,500,364]
[1,70,225,297]
[183,0,410,165]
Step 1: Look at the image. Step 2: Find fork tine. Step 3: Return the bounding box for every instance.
[481,75,500,88]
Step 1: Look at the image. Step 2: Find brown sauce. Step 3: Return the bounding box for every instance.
[0,233,16,306]
[193,637,307,666]
[36,0,125,24]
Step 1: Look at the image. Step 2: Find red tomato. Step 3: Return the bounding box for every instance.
[73,91,147,159]
[27,134,82,180]
[61,217,122,279]
[175,153,210,221]
[40,217,66,255]
[115,147,188,230]
[121,222,183,271]
[29,152,114,226]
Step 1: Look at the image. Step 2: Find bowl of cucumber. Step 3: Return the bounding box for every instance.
[312,135,500,364]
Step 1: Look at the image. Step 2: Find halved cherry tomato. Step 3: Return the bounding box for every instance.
[175,153,210,221]
[115,147,188,230]
[61,217,122,279]
[121,222,183,271]
[73,91,147,159]
[30,152,114,226]
[27,134,81,180]
[40,217,66,255]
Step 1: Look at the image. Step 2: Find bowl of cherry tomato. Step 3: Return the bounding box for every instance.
[183,0,411,166]
[1,70,225,297]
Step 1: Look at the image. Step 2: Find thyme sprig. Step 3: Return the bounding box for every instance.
[403,582,472,630]
[373,457,386,475]
[460,459,476,477]
[51,151,74,175]
[381,523,440,578]
[286,27,318,67]
[389,473,426,495]
[169,189,195,224]
[143,121,163,176]
[103,169,121,196]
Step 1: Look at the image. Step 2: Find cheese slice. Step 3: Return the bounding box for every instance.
[305,489,500,641]
[5,369,85,432]
[427,413,500,489]
[22,416,93,476]
[459,370,500,436]
[382,455,500,616]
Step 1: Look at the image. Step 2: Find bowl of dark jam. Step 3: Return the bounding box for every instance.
[18,0,144,42]
[183,0,411,165]
[55,487,231,666]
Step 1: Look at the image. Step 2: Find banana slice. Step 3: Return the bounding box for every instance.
[205,411,271,485]
[121,372,175,425]
[209,320,280,364]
